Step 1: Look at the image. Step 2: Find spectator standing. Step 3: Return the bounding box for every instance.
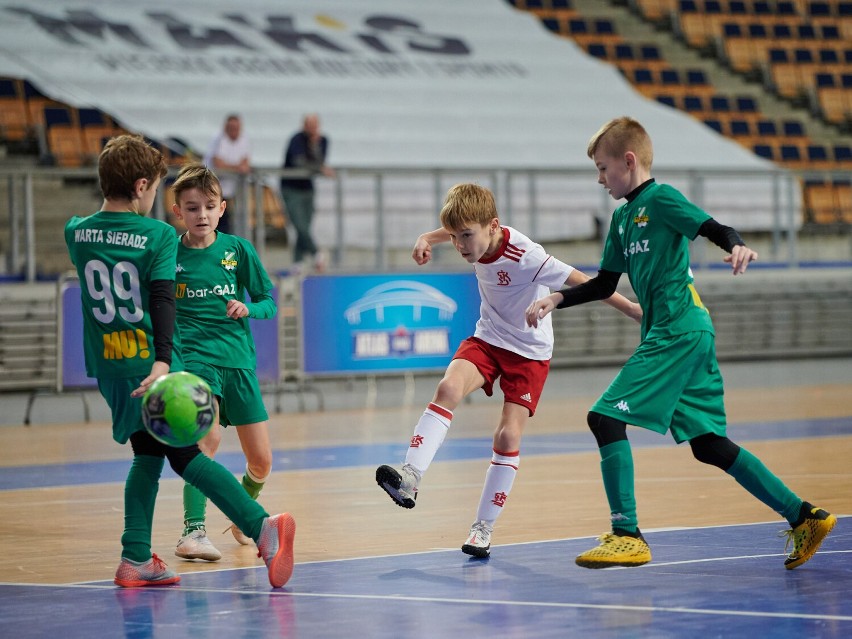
[280,113,335,272]
[204,114,251,235]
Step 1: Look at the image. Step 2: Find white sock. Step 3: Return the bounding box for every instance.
[475,449,520,524]
[403,402,452,474]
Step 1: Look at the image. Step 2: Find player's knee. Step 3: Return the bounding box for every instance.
[433,377,464,407]
[587,411,627,448]
[248,453,273,479]
[689,434,740,470]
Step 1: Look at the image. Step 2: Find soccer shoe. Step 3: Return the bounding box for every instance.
[375,464,419,509]
[175,528,222,561]
[575,532,652,569]
[782,504,837,570]
[257,513,296,588]
[114,553,181,588]
[223,522,252,546]
[461,520,493,558]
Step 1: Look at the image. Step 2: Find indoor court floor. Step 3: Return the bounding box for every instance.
[1,358,850,638]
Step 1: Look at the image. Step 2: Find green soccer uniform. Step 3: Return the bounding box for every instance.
[591,182,727,442]
[175,231,275,425]
[65,211,182,443]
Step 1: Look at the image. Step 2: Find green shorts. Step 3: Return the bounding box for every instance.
[591,330,727,443]
[185,362,268,427]
[97,376,146,445]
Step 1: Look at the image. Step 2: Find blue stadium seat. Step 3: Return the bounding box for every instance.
[660,69,681,85]
[683,95,705,112]
[640,45,662,62]
[820,25,840,40]
[797,24,817,40]
[780,144,802,163]
[753,144,774,160]
[756,120,778,136]
[632,68,654,85]
[772,24,792,39]
[729,120,751,137]
[703,118,723,133]
[710,95,731,113]
[807,144,830,164]
[587,43,607,59]
[782,119,805,137]
[615,44,635,61]
[834,144,852,164]
[736,95,757,112]
[768,48,789,64]
[818,49,840,65]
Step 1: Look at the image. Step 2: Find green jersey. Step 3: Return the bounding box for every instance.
[64,211,180,379]
[175,232,275,370]
[600,182,714,339]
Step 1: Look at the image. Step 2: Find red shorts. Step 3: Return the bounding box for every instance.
[453,336,550,416]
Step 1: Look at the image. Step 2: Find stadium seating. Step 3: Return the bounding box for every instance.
[43,106,85,167]
[0,78,29,142]
[512,0,852,226]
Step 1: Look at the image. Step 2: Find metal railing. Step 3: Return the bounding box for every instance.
[2,164,851,281]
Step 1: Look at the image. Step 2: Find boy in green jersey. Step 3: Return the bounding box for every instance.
[64,135,295,588]
[169,163,277,561]
[525,117,835,570]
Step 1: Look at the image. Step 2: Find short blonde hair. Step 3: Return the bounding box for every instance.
[587,117,653,169]
[439,183,497,230]
[171,163,223,204]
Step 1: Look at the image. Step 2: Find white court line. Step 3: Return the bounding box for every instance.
[4,582,850,624]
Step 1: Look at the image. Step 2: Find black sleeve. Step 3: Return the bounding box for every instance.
[555,269,622,309]
[697,218,745,253]
[149,279,175,366]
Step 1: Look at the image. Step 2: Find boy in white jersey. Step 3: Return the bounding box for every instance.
[169,163,278,561]
[376,183,642,557]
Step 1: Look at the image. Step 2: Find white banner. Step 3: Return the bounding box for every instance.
[0,0,775,171]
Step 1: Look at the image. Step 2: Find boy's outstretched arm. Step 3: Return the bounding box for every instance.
[526,269,624,328]
[412,228,452,265]
[566,268,642,323]
[697,218,758,275]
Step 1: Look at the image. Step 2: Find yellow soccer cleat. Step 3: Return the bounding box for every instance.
[782,505,837,570]
[575,532,652,569]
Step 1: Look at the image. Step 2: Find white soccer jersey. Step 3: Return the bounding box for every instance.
[473,226,573,360]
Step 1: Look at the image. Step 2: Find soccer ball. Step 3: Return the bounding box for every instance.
[141,372,215,447]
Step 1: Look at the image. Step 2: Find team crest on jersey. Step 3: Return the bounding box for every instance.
[221,251,237,271]
[497,269,511,286]
[633,207,649,227]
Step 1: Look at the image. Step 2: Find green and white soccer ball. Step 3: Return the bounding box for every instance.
[142,372,215,447]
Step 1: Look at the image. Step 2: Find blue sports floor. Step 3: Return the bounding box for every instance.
[1,359,851,638]
[1,520,850,639]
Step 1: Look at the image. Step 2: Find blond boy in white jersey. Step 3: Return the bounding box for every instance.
[376,183,643,557]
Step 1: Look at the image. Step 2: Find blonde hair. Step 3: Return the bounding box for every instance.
[98,134,167,201]
[439,183,497,230]
[171,163,223,204]
[587,117,653,169]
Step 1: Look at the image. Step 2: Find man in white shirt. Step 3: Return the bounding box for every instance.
[204,114,251,235]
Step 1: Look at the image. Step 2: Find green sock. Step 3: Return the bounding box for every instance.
[183,483,208,535]
[241,472,264,500]
[599,440,638,533]
[726,447,802,525]
[121,454,164,562]
[182,455,269,541]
